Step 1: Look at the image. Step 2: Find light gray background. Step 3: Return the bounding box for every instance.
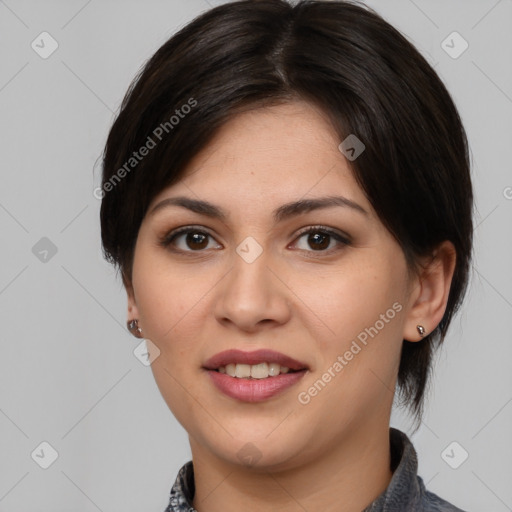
[0,0,511,511]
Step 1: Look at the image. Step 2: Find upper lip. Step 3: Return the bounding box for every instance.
[203,349,308,371]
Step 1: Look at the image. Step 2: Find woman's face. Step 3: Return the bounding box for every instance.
[127,101,419,470]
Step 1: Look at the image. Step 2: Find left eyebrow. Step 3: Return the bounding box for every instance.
[273,195,368,221]
[148,195,368,222]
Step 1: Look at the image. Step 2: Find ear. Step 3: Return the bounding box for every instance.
[403,241,457,342]
[123,272,140,323]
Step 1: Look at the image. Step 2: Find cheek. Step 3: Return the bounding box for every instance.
[131,250,208,425]
[298,258,407,349]
[131,245,200,349]
[294,257,407,416]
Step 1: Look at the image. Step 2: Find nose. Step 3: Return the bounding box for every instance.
[213,246,292,333]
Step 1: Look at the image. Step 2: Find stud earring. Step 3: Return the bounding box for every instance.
[127,319,143,339]
[416,325,426,338]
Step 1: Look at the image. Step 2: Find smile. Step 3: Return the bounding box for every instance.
[203,349,309,402]
[216,362,294,378]
[206,369,307,402]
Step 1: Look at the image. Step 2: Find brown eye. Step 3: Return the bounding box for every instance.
[306,232,330,250]
[292,226,351,254]
[161,227,222,252]
[184,232,208,250]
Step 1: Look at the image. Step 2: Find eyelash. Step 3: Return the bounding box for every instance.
[158,225,351,258]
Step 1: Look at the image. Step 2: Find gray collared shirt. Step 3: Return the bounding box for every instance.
[164,428,466,511]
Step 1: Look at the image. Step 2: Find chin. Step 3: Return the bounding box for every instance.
[197,428,308,472]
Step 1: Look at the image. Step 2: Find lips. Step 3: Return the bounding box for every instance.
[203,349,309,371]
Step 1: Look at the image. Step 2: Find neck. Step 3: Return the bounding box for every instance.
[190,422,393,512]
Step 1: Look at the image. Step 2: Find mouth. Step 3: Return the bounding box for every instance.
[202,349,308,402]
[203,348,309,377]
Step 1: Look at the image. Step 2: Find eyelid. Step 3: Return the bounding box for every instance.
[160,224,351,254]
[293,225,351,244]
[159,225,221,250]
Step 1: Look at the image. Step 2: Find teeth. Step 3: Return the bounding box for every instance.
[235,364,251,378]
[251,363,269,379]
[218,362,293,378]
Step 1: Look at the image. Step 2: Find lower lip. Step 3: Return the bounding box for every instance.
[205,369,307,402]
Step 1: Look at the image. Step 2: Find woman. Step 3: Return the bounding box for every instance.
[99,1,472,510]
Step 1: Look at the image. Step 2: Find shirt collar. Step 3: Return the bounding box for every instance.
[165,428,426,512]
[362,427,424,511]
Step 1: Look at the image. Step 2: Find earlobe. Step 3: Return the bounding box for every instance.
[403,241,456,342]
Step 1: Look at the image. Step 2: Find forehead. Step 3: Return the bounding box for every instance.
[150,101,371,215]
